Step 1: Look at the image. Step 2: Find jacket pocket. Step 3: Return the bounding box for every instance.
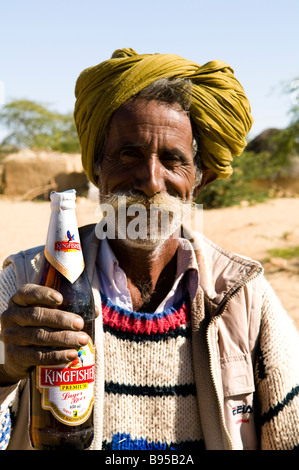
[220,354,255,397]
[220,355,257,450]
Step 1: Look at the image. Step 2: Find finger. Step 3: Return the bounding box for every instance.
[3,305,84,331]
[9,283,63,308]
[5,345,80,375]
[3,324,89,349]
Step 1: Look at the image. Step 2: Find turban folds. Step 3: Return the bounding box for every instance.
[74,48,253,186]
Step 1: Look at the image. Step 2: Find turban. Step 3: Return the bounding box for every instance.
[74,48,253,186]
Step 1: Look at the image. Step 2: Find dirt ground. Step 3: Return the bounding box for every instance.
[0,195,298,330]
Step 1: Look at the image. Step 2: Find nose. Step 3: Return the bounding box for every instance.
[134,156,166,197]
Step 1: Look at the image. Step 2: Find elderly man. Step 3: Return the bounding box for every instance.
[0,49,298,451]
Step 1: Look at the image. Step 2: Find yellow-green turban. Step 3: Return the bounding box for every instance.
[74,48,253,186]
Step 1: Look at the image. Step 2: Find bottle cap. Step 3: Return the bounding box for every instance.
[50,189,77,210]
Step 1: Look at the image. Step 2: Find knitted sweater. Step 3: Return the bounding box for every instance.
[101,293,203,450]
[0,228,299,450]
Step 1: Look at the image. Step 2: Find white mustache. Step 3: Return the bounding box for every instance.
[99,191,191,214]
[95,190,203,250]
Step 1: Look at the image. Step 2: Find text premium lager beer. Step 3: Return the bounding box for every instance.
[29,190,95,450]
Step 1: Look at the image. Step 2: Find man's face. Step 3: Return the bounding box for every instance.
[96,99,197,248]
[98,98,196,198]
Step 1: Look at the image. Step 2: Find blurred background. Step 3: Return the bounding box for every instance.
[0,0,298,328]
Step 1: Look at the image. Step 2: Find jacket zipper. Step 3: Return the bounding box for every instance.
[206,266,263,450]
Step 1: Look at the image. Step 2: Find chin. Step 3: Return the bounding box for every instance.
[116,223,181,252]
[121,236,166,251]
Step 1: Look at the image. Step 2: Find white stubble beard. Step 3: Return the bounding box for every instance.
[97,190,190,252]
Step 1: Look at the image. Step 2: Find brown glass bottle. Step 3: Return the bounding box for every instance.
[29,190,95,450]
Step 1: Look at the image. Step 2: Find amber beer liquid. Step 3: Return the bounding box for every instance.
[29,190,95,450]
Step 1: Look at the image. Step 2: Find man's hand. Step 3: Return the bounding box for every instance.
[0,283,89,385]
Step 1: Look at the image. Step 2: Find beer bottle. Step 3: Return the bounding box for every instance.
[29,189,95,450]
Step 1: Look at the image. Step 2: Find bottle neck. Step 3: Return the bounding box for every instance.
[45,191,84,284]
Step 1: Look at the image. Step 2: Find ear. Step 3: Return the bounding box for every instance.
[192,167,218,200]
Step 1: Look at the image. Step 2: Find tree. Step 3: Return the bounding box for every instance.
[198,77,299,208]
[197,150,273,208]
[270,78,299,166]
[0,99,80,155]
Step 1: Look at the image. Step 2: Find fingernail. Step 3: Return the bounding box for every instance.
[73,317,84,330]
[79,333,88,345]
[67,350,78,360]
[50,291,63,303]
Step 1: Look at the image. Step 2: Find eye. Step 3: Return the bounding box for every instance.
[120,147,141,162]
[161,153,186,167]
[163,154,181,161]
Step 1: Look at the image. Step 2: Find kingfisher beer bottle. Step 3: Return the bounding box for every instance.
[29,190,95,450]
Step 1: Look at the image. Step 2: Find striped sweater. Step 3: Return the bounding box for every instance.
[101,293,204,450]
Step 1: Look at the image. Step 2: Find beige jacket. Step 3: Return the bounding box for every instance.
[1,225,299,450]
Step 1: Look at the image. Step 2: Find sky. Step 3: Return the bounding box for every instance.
[1,0,299,142]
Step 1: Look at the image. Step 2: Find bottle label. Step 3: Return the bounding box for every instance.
[36,339,95,426]
[45,227,84,284]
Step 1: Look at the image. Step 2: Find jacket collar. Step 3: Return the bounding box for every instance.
[191,230,263,310]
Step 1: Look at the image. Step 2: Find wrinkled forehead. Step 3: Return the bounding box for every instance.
[105,98,194,149]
